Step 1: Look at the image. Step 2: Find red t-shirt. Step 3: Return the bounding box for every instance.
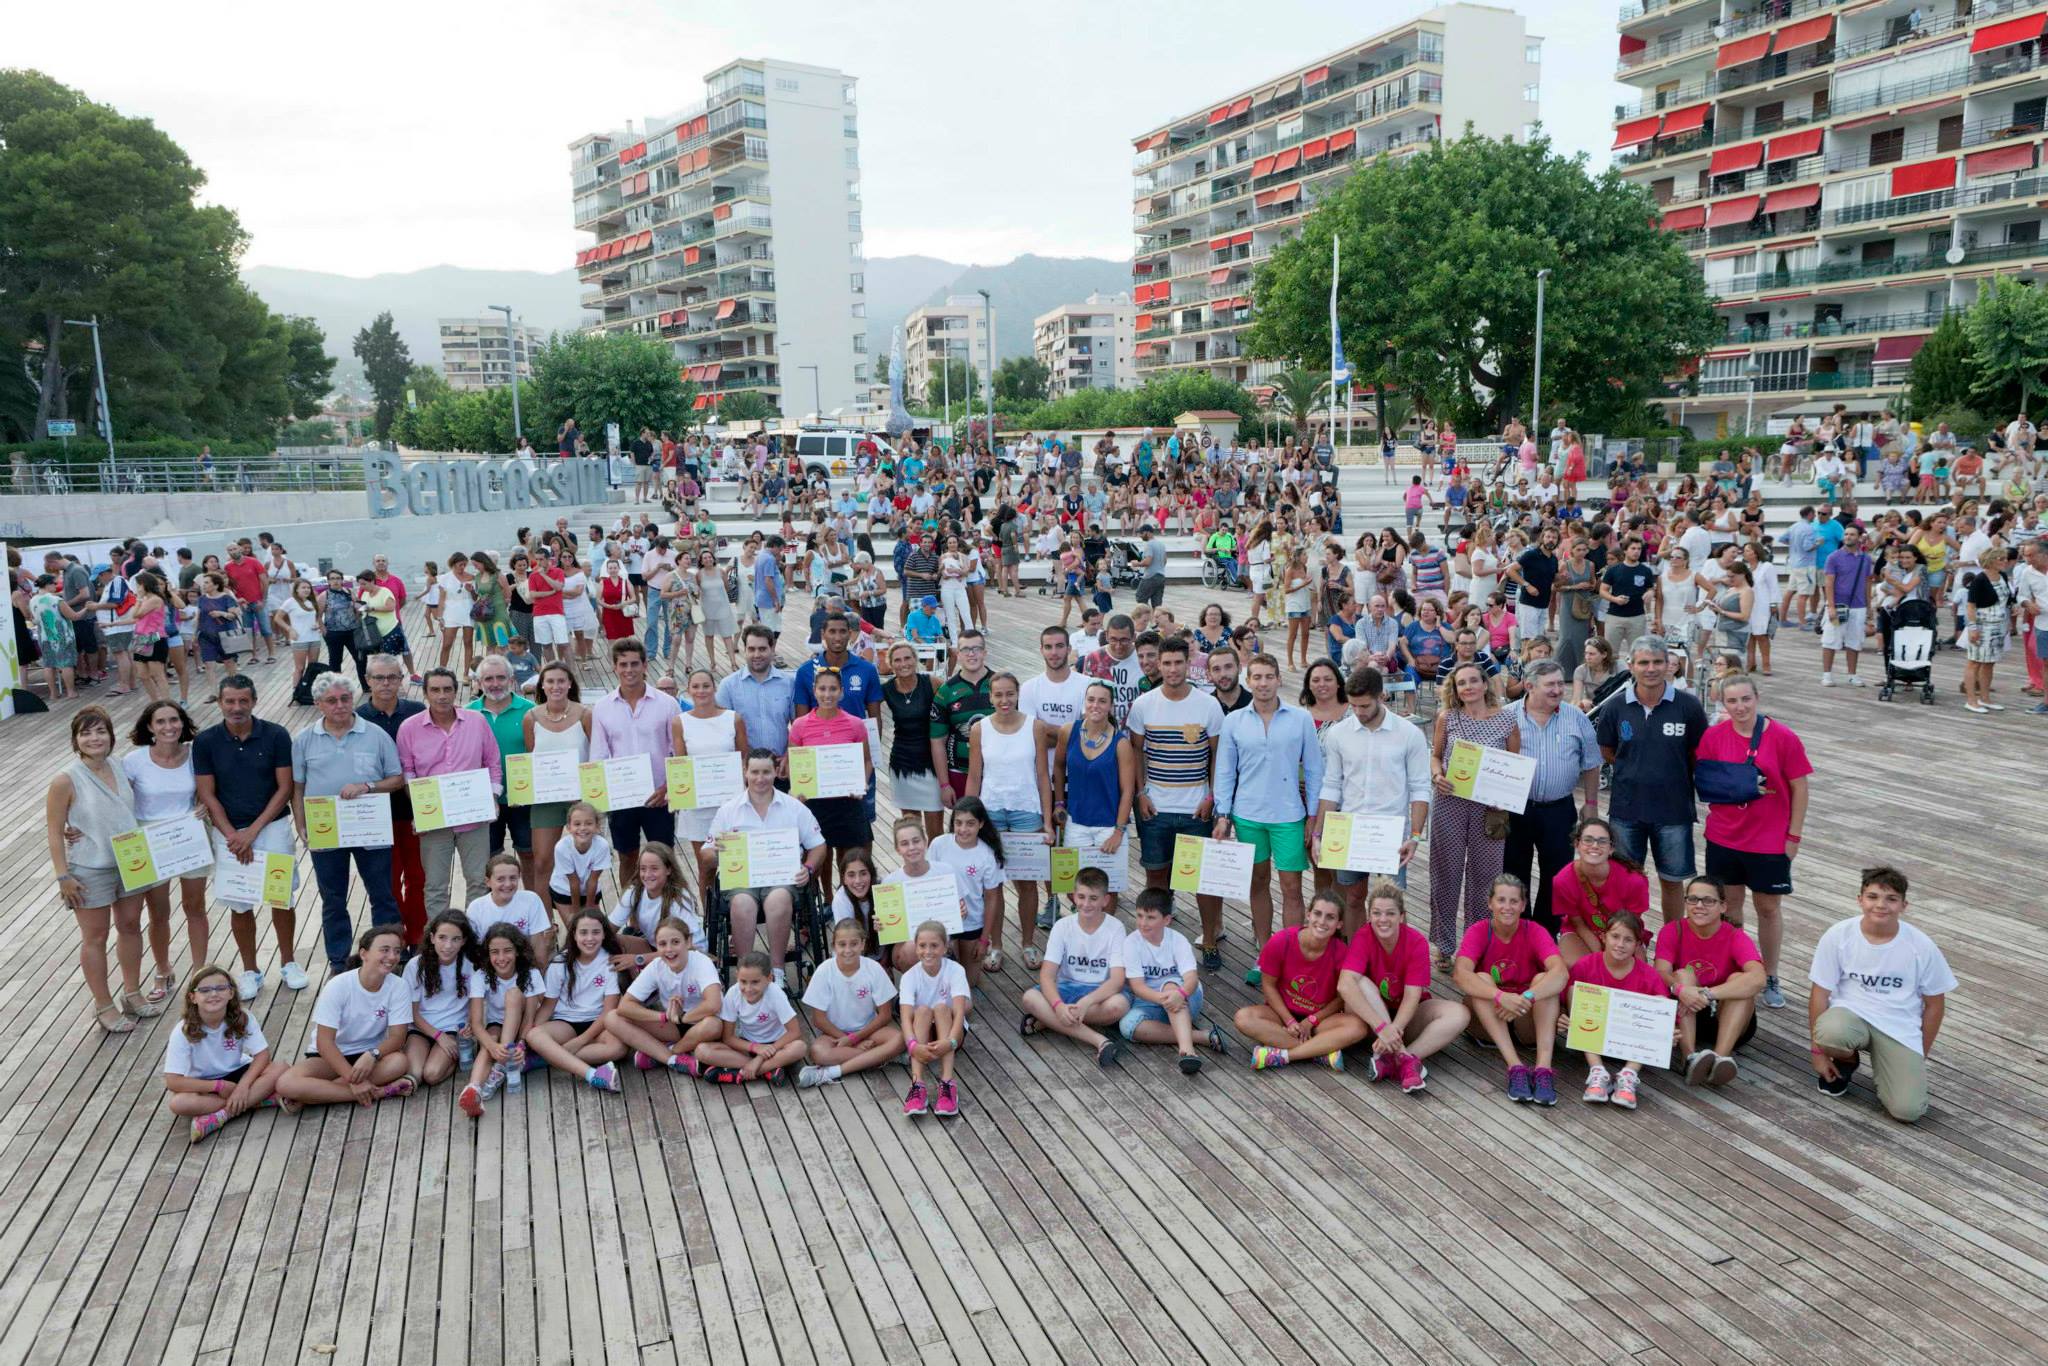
[377,572,407,608]
[1456,918,1560,994]
[1698,719,1812,854]
[1257,926,1348,1019]
[527,567,565,616]
[1549,861,1651,944]
[1653,919,1762,990]
[1340,924,1432,1005]
[223,557,265,606]
[1567,952,1668,998]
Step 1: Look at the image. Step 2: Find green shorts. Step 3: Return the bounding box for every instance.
[1231,815,1309,873]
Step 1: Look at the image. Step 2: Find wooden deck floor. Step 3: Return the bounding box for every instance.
[2,578,2045,1366]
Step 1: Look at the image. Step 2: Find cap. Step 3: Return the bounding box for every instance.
[920,594,939,608]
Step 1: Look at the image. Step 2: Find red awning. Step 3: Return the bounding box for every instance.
[1231,230,1253,246]
[1716,33,1772,68]
[1207,104,1232,125]
[1303,137,1329,159]
[1209,267,1231,284]
[1135,131,1165,151]
[1966,142,2039,177]
[1710,141,1765,175]
[1773,14,1835,53]
[1764,183,1821,213]
[1873,334,1929,364]
[1661,204,1707,231]
[700,363,721,381]
[1971,12,2048,53]
[1252,156,1276,177]
[1614,115,1663,150]
[1660,103,1710,136]
[1134,314,1152,331]
[1328,129,1356,153]
[712,203,732,220]
[1209,233,1233,250]
[1766,128,1824,162]
[1890,157,1957,196]
[1620,34,1647,58]
[1254,189,1277,208]
[1303,65,1329,86]
[1229,96,1251,117]
[1269,182,1301,206]
[714,299,736,320]
[1705,194,1761,227]
[1273,148,1301,172]
[684,246,700,264]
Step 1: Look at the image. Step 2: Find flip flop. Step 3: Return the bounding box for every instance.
[1018,1014,1041,1037]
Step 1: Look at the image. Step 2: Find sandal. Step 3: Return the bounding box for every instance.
[983,946,1004,973]
[121,989,168,1019]
[96,1003,136,1034]
[146,971,176,1004]
[1018,1014,1042,1037]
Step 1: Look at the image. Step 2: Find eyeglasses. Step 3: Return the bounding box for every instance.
[194,984,233,995]
[1576,836,1612,848]
[1683,895,1722,907]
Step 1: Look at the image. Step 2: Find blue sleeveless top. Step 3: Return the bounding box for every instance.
[1063,723,1123,828]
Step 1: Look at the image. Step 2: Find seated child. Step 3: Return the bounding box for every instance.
[1019,867,1129,1067]
[1119,886,1224,1073]
[797,917,904,1088]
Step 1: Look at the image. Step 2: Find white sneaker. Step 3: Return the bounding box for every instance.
[279,961,310,991]
[1849,674,1865,687]
[770,966,785,989]
[237,969,263,1001]
[1820,673,1835,687]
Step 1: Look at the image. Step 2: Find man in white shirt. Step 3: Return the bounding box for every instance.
[1808,866,1956,1123]
[1676,510,1714,572]
[1310,666,1432,931]
[1019,625,1089,736]
[708,749,830,986]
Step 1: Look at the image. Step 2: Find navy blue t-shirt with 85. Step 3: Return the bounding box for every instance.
[192,718,295,829]
[1594,683,1708,826]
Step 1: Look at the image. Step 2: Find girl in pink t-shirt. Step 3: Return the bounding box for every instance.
[1551,816,1652,965]
[1653,875,1767,1087]
[1337,880,1469,1095]
[1452,874,1568,1105]
[1235,893,1368,1071]
[1565,912,1668,1109]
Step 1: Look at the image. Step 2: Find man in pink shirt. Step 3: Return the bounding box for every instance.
[370,554,407,609]
[527,547,569,663]
[587,638,681,856]
[397,668,502,919]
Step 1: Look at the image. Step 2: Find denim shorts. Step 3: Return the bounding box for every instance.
[1137,809,1211,870]
[983,807,1043,834]
[1056,978,1103,1006]
[1336,862,1407,890]
[1610,817,1696,881]
[1120,983,1205,1038]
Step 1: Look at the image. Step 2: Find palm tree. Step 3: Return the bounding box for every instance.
[1268,365,1327,422]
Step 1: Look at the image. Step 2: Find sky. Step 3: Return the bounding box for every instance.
[12,0,1625,277]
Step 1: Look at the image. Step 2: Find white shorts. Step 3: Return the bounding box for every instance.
[1789,566,1820,595]
[1820,608,1866,650]
[531,614,570,646]
[1515,603,1549,639]
[210,822,298,911]
[1063,822,1123,849]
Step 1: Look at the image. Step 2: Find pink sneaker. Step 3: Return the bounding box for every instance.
[1369,1052,1397,1083]
[189,1110,226,1144]
[902,1081,930,1117]
[1397,1053,1428,1093]
[632,1050,660,1070]
[934,1080,960,1117]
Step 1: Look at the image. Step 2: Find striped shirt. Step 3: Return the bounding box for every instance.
[1125,688,1223,816]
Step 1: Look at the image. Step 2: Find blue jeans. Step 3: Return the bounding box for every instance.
[1120,983,1205,1038]
[1609,817,1696,882]
[1137,809,1211,870]
[311,845,397,970]
[642,600,669,659]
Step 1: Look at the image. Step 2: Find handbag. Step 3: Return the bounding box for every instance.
[1482,808,1511,841]
[1694,716,1767,806]
[219,628,252,656]
[1569,587,1594,621]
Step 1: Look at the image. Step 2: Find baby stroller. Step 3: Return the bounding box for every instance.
[1106,541,1147,589]
[1877,597,1937,704]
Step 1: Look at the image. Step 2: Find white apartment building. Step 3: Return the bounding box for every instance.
[1033,293,1136,397]
[437,317,544,392]
[568,58,867,419]
[903,295,993,408]
[1616,0,2048,436]
[1130,4,1541,387]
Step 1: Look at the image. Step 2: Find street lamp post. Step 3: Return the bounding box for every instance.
[488,304,523,450]
[1531,269,1551,443]
[63,316,117,479]
[1744,356,1763,434]
[977,289,994,452]
[799,365,821,422]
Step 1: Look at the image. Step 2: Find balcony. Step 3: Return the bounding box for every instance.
[1825,114,2047,175]
[1714,42,1836,97]
[1718,308,1949,344]
[1824,169,2048,231]
[1720,235,2048,295]
[1140,53,1418,164]
[1618,0,1716,21]
[1618,126,1714,167]
[1618,24,1718,74]
[1830,47,2048,123]
[1808,368,1889,389]
[1720,0,1837,41]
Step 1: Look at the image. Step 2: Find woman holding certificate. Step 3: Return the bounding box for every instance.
[1427,661,1522,967]
[46,706,153,1033]
[523,661,592,906]
[669,668,746,868]
[123,700,214,995]
[784,667,872,895]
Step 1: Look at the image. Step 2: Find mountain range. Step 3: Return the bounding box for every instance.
[242,253,1131,396]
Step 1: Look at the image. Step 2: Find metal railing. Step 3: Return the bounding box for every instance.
[1721,0,1840,42]
[1719,235,2048,293]
[1719,308,1949,343]
[1825,114,2047,175]
[1619,24,1719,73]
[1617,126,1715,167]
[1714,43,1837,95]
[1823,169,2048,228]
[1711,105,1826,148]
[7,454,366,497]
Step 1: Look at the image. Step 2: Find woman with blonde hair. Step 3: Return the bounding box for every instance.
[1426,661,1521,967]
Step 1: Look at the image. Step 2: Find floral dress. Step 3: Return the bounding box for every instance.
[30,591,76,669]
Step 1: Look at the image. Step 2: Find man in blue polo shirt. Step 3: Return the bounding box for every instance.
[795,606,883,818]
[1595,635,1708,925]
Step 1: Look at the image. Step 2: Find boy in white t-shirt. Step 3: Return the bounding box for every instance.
[1808,866,1956,1124]
[899,919,971,1118]
[696,951,804,1084]
[1019,869,1129,1067]
[467,853,554,966]
[1119,887,1225,1073]
[797,917,904,1088]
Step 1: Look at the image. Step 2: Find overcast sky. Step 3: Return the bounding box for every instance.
[14,0,1624,276]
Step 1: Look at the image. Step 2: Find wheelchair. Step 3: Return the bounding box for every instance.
[1199,553,1241,590]
[701,863,834,996]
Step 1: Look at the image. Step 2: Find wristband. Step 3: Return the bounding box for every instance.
[214,1079,227,1095]
[1785,834,1802,843]
[1809,1044,1825,1056]
[1493,991,1505,1009]
[1376,1023,1398,1037]
[1306,1012,1320,1029]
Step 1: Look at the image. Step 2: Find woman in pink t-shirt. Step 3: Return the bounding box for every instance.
[1452,874,1568,1105]
[784,667,875,894]
[1234,893,1368,1071]
[1337,880,1468,1095]
[1653,875,1766,1087]
[1698,676,1811,1011]
[1550,816,1652,965]
[1564,912,1668,1109]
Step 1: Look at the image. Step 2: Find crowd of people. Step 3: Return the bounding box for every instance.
[14,415,1985,1143]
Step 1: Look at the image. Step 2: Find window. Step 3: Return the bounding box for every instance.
[776,76,799,92]
[1868,127,1904,166]
[2008,220,2040,246]
[844,116,858,137]
[847,211,861,231]
[855,364,868,384]
[845,147,859,169]
[843,83,856,104]
[1522,83,1538,103]
[1419,32,1443,63]
[853,333,867,351]
[851,302,865,319]
[849,272,864,293]
[847,179,860,200]
[1525,42,1541,64]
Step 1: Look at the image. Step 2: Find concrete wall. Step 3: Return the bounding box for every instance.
[0,491,360,541]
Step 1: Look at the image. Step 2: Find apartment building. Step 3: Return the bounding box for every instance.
[1617,0,2048,435]
[1033,293,1136,397]
[437,317,544,392]
[568,59,867,419]
[1129,4,1541,388]
[903,295,993,407]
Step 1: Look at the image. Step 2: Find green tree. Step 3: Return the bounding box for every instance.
[993,356,1049,403]
[280,315,334,420]
[528,330,690,442]
[404,362,450,410]
[353,312,412,438]
[717,390,777,424]
[1906,310,1976,417]
[923,358,981,411]
[1963,278,2048,411]
[1265,366,1328,425]
[0,70,300,442]
[1244,130,1719,432]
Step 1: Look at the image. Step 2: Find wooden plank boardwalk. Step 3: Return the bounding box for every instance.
[1,574,2044,1366]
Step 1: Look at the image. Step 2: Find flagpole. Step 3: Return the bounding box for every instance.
[1329,236,1340,452]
